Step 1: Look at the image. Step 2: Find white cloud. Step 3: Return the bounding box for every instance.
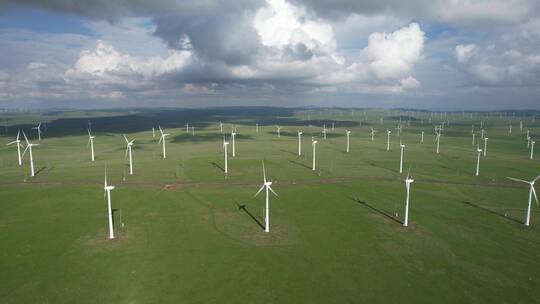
[361,23,425,79]
[253,0,336,52]
[455,44,477,63]
[66,40,192,81]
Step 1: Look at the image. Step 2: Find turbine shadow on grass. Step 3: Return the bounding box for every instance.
[289,160,311,170]
[280,149,297,156]
[210,162,225,173]
[235,200,265,230]
[34,166,47,176]
[462,201,523,224]
[349,196,403,225]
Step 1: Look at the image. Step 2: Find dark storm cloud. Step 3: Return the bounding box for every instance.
[0,0,262,21]
[152,14,262,66]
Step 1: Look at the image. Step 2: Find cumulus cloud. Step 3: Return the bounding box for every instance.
[361,22,424,79]
[65,40,192,81]
[455,44,477,63]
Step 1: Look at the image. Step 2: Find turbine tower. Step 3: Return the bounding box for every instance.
[506,175,540,226]
[103,168,115,239]
[403,170,414,227]
[312,138,318,171]
[297,130,303,156]
[223,136,229,174]
[87,129,95,162]
[231,130,237,157]
[6,130,23,166]
[346,130,351,153]
[476,145,482,176]
[158,126,169,159]
[399,141,406,174]
[386,130,391,151]
[254,161,278,233]
[22,132,38,177]
[32,123,42,141]
[483,137,488,157]
[123,135,135,175]
[531,141,535,160]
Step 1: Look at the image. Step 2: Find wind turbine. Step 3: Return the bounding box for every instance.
[399,140,405,174]
[475,145,482,176]
[421,131,424,143]
[483,137,488,157]
[403,169,414,227]
[152,127,155,139]
[386,130,391,151]
[322,125,327,140]
[185,122,189,133]
[331,122,335,131]
[22,132,38,177]
[191,126,195,136]
[472,133,475,146]
[312,138,318,171]
[158,126,169,159]
[123,135,135,175]
[531,140,535,160]
[254,161,278,233]
[219,121,223,133]
[435,131,441,154]
[231,129,237,157]
[32,123,42,141]
[6,130,23,165]
[276,126,282,138]
[87,129,95,162]
[346,130,351,153]
[370,128,376,141]
[103,168,115,239]
[297,130,303,156]
[223,136,229,174]
[506,175,540,226]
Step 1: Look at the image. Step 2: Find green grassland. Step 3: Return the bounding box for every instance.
[0,108,539,303]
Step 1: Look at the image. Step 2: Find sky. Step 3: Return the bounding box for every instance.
[0,0,539,110]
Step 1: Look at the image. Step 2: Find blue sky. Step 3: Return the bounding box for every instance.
[0,0,539,110]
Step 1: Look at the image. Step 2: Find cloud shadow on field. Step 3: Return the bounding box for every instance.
[350,196,403,225]
[462,201,522,224]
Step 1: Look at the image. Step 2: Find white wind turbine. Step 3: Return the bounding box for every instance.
[483,137,488,157]
[346,130,351,153]
[506,175,540,226]
[152,127,155,139]
[223,136,229,174]
[312,137,318,171]
[158,126,169,159]
[399,140,406,173]
[254,161,278,233]
[231,129,237,157]
[475,145,482,176]
[219,121,223,133]
[472,133,475,146]
[32,122,42,141]
[123,135,135,175]
[421,131,424,143]
[403,169,414,227]
[370,128,376,141]
[6,130,23,166]
[185,122,189,133]
[386,130,391,151]
[22,132,38,177]
[531,140,535,160]
[435,131,441,154]
[87,129,95,162]
[103,168,115,239]
[322,125,327,140]
[276,125,282,138]
[297,130,303,156]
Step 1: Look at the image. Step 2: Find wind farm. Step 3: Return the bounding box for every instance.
[0,107,539,303]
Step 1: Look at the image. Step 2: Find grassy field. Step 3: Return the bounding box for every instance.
[0,108,539,303]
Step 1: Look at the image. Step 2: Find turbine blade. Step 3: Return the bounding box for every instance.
[16,130,20,140]
[533,174,540,183]
[254,184,265,197]
[87,129,91,137]
[22,145,29,157]
[6,140,16,145]
[532,186,539,205]
[123,134,129,144]
[506,177,529,184]
[124,147,129,160]
[269,186,278,197]
[87,138,91,148]
[23,132,29,145]
[158,136,163,144]
[262,160,266,183]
